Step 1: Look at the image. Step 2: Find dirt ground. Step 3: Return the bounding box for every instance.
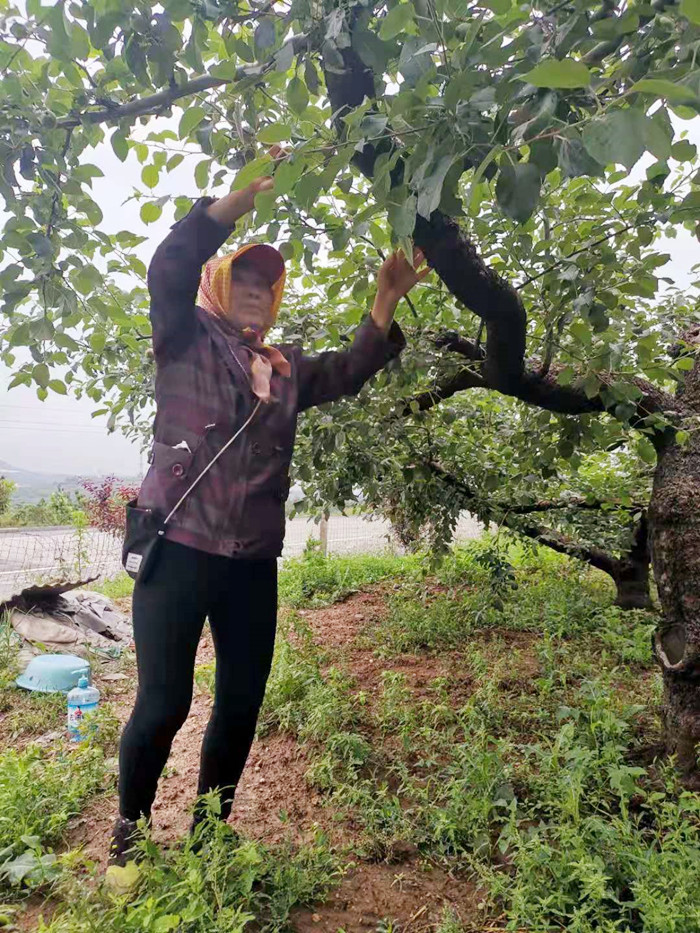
[26,589,486,932]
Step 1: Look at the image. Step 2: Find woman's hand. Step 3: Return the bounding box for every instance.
[207,145,289,227]
[371,247,431,333]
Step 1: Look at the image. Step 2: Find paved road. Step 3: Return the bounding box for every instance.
[0,513,482,601]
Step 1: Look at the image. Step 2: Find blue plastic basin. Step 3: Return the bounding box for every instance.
[16,654,91,694]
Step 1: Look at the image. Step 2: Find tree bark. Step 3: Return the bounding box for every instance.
[649,333,700,785]
[610,514,652,611]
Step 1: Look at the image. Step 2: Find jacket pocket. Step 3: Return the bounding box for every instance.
[152,441,194,480]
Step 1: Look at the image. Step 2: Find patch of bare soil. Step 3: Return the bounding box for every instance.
[54,588,505,929]
[293,860,480,933]
[298,589,472,704]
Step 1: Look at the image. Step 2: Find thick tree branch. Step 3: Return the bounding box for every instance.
[406,368,486,413]
[512,520,619,576]
[428,461,622,578]
[58,33,310,128]
[321,33,681,425]
[506,497,645,514]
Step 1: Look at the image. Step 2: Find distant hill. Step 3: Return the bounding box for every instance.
[0,461,135,504]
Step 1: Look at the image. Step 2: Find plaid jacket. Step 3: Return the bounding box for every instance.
[138,198,406,559]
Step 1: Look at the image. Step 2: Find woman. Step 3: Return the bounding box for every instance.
[110,146,430,864]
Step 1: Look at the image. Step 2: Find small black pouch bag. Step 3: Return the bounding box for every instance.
[122,501,167,584]
[121,400,262,585]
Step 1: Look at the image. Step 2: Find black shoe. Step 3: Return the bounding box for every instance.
[109,816,149,867]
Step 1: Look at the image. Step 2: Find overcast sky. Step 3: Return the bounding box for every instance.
[2,113,700,478]
[1,115,192,477]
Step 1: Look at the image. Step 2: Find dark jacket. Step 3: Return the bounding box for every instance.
[137,198,405,559]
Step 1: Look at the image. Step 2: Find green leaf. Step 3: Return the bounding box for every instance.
[398,36,435,87]
[253,189,276,224]
[379,2,415,40]
[583,373,600,399]
[27,233,52,258]
[273,157,305,195]
[140,202,163,224]
[258,123,293,144]
[637,438,657,463]
[195,159,211,189]
[55,332,80,352]
[388,190,417,237]
[582,110,647,170]
[287,76,309,115]
[179,106,207,138]
[521,58,591,89]
[676,355,695,371]
[644,109,672,161]
[631,78,700,104]
[295,172,324,210]
[233,38,255,62]
[305,58,320,93]
[417,154,457,219]
[351,27,391,73]
[274,41,295,72]
[48,379,67,395]
[495,162,541,223]
[671,139,697,162]
[32,363,49,388]
[153,917,181,933]
[681,0,700,24]
[141,164,160,189]
[254,18,276,52]
[111,131,129,162]
[232,155,272,190]
[90,332,106,352]
[73,164,105,184]
[557,134,603,178]
[484,0,510,13]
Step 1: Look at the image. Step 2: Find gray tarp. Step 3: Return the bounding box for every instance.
[1,580,131,658]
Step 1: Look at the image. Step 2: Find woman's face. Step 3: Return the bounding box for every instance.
[227,260,275,333]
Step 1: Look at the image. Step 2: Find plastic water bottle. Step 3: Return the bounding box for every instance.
[67,676,100,742]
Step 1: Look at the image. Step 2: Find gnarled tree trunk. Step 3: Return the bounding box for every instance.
[649,340,700,785]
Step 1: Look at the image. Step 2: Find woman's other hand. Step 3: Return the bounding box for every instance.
[371,247,431,333]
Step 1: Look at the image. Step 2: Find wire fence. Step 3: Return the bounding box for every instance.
[0,513,483,603]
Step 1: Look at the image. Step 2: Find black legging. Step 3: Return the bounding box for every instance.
[118,539,277,823]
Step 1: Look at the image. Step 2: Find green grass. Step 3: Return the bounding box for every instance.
[37,816,341,933]
[277,540,420,608]
[2,541,699,932]
[91,572,134,600]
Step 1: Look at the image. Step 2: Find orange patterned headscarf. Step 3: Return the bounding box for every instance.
[197,245,290,403]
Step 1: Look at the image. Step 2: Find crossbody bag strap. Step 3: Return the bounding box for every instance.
[163,398,262,526]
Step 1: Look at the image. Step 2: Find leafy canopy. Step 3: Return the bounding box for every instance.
[1,0,699,498]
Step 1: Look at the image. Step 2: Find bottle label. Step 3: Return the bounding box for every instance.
[67,702,98,738]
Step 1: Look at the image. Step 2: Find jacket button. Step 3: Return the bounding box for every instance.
[171,463,185,477]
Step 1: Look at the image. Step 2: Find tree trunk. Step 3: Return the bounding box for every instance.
[649,335,700,786]
[612,513,652,611]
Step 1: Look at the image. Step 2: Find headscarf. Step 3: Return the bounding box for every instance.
[196,246,290,403]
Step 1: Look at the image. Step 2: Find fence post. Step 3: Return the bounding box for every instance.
[319,514,329,557]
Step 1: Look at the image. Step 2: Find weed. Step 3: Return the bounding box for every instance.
[278,541,417,608]
[38,813,341,932]
[92,573,134,601]
[0,741,108,854]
